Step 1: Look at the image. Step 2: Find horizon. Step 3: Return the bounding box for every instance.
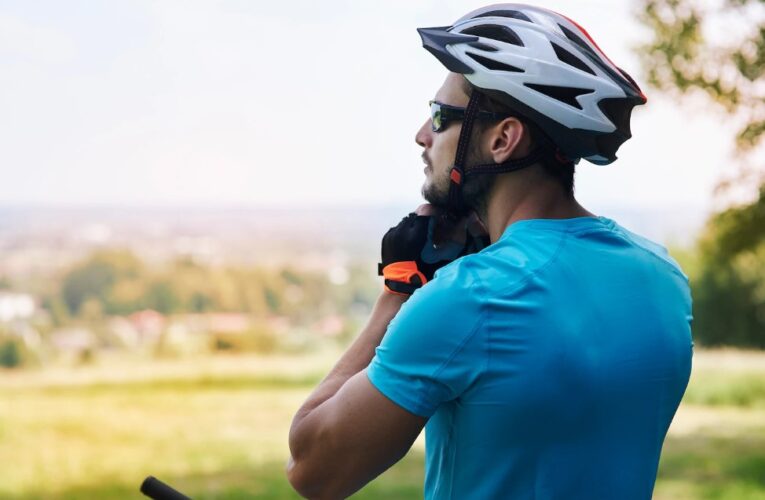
[0,201,709,248]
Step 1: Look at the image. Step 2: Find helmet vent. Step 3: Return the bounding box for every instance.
[466,52,524,73]
[551,43,595,75]
[558,24,598,59]
[461,25,524,47]
[523,83,594,110]
[468,42,498,52]
[472,10,532,23]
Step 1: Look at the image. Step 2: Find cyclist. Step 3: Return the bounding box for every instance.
[287,4,693,499]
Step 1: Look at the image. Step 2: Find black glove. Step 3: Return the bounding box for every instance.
[378,212,490,296]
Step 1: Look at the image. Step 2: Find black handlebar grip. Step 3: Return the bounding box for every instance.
[140,476,191,500]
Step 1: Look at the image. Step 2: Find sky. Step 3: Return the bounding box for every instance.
[0,0,735,215]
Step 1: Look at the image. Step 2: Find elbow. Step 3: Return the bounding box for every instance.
[288,413,352,498]
[286,457,327,499]
[287,424,323,498]
[286,457,310,498]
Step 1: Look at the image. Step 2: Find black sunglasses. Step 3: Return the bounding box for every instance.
[429,100,513,133]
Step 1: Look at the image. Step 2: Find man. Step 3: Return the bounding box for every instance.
[287,4,693,499]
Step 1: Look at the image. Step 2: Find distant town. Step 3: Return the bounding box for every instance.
[0,204,705,368]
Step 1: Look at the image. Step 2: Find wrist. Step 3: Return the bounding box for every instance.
[380,288,410,304]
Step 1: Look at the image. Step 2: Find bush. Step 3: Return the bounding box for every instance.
[210,326,279,354]
[0,340,21,368]
[692,263,765,348]
[690,189,765,349]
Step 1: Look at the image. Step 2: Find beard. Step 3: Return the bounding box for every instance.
[421,150,494,221]
[421,167,449,206]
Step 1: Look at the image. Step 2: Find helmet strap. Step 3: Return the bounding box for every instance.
[446,89,482,220]
[445,89,556,221]
[466,147,548,175]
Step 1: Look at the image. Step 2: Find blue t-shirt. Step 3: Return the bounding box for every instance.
[367,216,693,500]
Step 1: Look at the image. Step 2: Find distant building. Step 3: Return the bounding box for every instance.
[6,320,41,349]
[50,327,95,352]
[107,316,140,348]
[0,292,35,322]
[128,309,166,342]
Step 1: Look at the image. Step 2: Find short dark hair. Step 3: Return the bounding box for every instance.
[460,78,575,196]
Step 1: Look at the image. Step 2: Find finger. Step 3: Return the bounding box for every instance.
[414,203,436,216]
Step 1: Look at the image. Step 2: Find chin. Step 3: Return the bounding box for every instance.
[421,185,433,204]
[420,182,433,203]
[421,183,448,206]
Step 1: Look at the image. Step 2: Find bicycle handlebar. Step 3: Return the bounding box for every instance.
[140,476,191,500]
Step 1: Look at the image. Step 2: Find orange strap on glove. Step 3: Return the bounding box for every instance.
[379,261,429,296]
[378,211,489,296]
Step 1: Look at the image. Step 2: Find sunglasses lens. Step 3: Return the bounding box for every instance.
[430,101,442,132]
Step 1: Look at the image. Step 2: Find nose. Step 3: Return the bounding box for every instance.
[415,118,433,148]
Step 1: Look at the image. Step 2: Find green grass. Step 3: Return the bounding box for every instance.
[0,350,764,499]
[655,434,765,499]
[5,372,326,396]
[10,456,425,499]
[683,371,765,408]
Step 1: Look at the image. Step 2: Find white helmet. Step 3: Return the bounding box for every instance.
[418,4,646,165]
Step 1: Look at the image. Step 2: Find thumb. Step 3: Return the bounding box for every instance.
[414,203,436,216]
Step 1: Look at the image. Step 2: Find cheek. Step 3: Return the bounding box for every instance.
[431,129,459,168]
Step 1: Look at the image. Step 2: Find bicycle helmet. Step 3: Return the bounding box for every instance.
[418,3,646,165]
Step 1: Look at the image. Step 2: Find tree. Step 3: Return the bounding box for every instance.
[61,250,143,315]
[638,0,764,159]
[692,185,765,347]
[144,280,180,314]
[638,0,765,347]
[0,340,21,368]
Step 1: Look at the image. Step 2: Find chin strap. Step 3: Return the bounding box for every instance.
[445,90,572,220]
[446,89,482,220]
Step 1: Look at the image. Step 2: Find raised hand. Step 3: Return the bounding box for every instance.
[378,204,490,296]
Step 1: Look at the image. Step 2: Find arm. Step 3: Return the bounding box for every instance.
[287,205,487,498]
[287,291,426,499]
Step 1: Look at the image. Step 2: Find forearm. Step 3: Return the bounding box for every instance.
[289,291,407,450]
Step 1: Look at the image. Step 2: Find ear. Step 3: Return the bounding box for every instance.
[487,118,529,164]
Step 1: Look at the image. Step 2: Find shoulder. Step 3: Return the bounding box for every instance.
[397,257,485,329]
[378,256,489,363]
[608,221,690,282]
[369,254,490,417]
[432,226,570,294]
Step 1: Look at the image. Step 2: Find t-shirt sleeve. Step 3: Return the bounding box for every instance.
[366,263,487,417]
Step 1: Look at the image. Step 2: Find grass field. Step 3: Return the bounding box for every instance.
[1,348,764,499]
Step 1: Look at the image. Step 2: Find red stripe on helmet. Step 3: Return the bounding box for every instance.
[550,9,646,101]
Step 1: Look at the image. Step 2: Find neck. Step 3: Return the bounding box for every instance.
[482,168,595,243]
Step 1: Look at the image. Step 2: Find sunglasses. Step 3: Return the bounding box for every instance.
[429,100,513,133]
